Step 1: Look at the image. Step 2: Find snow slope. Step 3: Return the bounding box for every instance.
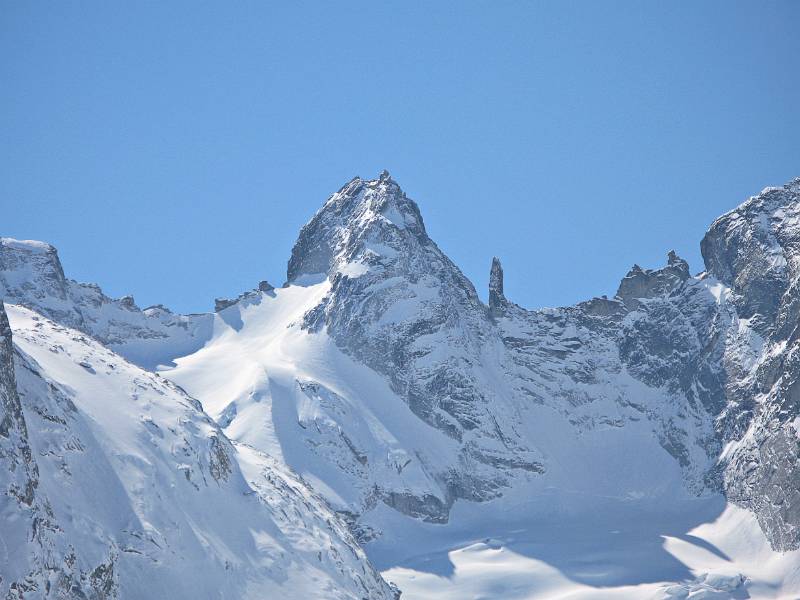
[165,279,466,527]
[1,302,395,599]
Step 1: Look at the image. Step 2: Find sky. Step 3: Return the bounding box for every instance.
[2,2,799,314]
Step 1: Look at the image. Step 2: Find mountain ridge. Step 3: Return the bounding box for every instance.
[3,173,800,598]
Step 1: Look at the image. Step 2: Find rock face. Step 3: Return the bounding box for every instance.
[700,178,800,551]
[0,301,36,507]
[0,301,74,598]
[488,257,506,319]
[615,250,691,310]
[1,299,128,598]
[0,302,396,599]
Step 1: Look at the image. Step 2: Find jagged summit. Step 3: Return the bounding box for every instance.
[287,172,428,283]
[701,177,800,322]
[614,250,690,309]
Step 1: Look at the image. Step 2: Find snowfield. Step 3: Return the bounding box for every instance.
[2,303,395,599]
[380,501,800,599]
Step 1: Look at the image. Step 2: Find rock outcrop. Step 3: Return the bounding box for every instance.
[0,238,213,369]
[615,250,691,309]
[488,257,506,319]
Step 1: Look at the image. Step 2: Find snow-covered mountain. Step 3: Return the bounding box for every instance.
[0,238,213,370]
[170,173,798,551]
[0,301,395,598]
[2,173,800,598]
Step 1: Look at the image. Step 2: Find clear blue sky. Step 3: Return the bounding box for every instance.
[2,2,799,313]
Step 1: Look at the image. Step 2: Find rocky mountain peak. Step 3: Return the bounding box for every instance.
[701,177,800,321]
[0,238,69,302]
[615,250,690,309]
[286,172,428,283]
[667,249,689,271]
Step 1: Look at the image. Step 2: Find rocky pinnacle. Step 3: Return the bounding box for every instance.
[488,256,506,318]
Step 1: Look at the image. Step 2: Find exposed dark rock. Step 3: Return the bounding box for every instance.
[615,250,690,310]
[488,257,506,318]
